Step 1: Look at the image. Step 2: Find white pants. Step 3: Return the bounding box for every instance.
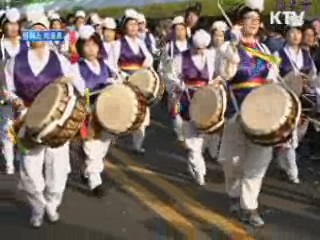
[275,127,300,180]
[0,105,14,169]
[172,114,184,139]
[183,121,206,176]
[202,133,221,159]
[83,131,114,189]
[19,142,70,215]
[219,116,273,210]
[132,107,150,150]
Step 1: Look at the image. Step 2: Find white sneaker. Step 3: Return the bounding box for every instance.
[194,172,205,186]
[6,166,14,175]
[30,209,44,228]
[133,147,145,154]
[46,207,60,223]
[289,176,300,184]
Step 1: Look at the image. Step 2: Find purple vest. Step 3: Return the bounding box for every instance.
[182,50,209,83]
[168,40,192,58]
[179,50,209,121]
[0,40,28,61]
[278,48,313,77]
[144,32,152,53]
[100,44,108,60]
[13,50,63,103]
[79,59,113,92]
[118,37,146,75]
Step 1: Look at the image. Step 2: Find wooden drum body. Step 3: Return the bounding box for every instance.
[24,79,87,148]
[127,68,164,105]
[95,83,147,135]
[189,83,227,134]
[240,83,301,146]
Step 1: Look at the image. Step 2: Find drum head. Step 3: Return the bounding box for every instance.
[190,86,223,128]
[128,69,158,97]
[283,71,303,96]
[241,84,293,135]
[95,84,138,133]
[25,82,64,131]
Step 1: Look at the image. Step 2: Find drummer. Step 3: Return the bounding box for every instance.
[101,17,117,61]
[160,15,191,142]
[3,14,73,228]
[109,9,153,154]
[167,29,216,185]
[71,25,119,197]
[137,13,157,55]
[201,20,229,161]
[62,10,86,63]
[0,8,28,175]
[273,25,319,184]
[48,12,64,53]
[218,0,278,227]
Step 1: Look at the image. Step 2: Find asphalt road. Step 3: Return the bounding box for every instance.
[1,104,320,240]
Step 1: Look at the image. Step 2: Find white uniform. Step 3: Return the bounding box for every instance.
[4,45,72,224]
[218,41,277,210]
[71,59,119,189]
[160,40,189,141]
[109,36,153,152]
[274,45,319,182]
[0,37,25,174]
[167,49,216,184]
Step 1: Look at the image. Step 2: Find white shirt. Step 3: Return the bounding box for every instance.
[1,38,22,60]
[4,45,72,101]
[70,59,120,96]
[108,36,154,71]
[138,31,157,54]
[103,41,114,58]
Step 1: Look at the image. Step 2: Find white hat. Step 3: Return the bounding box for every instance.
[90,13,101,25]
[192,29,211,49]
[121,8,139,27]
[211,21,228,32]
[0,10,5,18]
[75,10,86,18]
[5,8,20,23]
[102,17,117,30]
[137,13,146,23]
[49,13,60,21]
[243,0,264,18]
[26,5,45,22]
[172,16,185,26]
[30,15,49,29]
[78,25,95,40]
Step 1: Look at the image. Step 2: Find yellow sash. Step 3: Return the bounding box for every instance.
[243,46,282,66]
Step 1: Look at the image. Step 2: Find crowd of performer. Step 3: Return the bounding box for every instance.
[0,0,320,230]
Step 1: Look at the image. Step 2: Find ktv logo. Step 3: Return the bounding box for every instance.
[270,11,305,26]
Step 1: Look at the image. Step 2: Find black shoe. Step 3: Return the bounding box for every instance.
[80,174,88,185]
[92,185,105,198]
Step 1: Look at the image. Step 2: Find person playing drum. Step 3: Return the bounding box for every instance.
[3,14,73,228]
[273,25,319,184]
[62,10,86,63]
[201,20,229,161]
[101,17,117,61]
[0,8,28,175]
[109,9,153,154]
[71,25,120,197]
[159,15,191,143]
[167,29,216,185]
[218,0,279,227]
[48,12,64,54]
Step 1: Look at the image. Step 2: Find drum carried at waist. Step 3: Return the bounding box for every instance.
[93,83,147,135]
[240,83,301,146]
[22,78,87,148]
[189,82,227,134]
[127,68,164,106]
